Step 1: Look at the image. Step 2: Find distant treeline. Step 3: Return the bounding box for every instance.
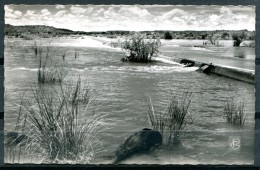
[5,24,255,42]
[151,30,255,40]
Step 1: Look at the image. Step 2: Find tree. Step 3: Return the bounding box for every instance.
[232,31,246,46]
[207,32,221,45]
[221,32,230,40]
[164,31,173,40]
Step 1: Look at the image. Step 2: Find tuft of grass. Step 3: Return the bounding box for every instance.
[31,41,42,58]
[6,77,110,163]
[61,50,67,60]
[37,47,67,84]
[74,51,79,59]
[63,76,95,105]
[224,98,247,126]
[148,92,192,146]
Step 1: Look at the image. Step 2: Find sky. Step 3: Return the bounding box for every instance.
[4,5,255,32]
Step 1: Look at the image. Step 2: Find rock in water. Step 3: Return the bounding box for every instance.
[199,63,214,74]
[113,128,162,164]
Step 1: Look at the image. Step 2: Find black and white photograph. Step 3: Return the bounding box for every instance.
[3,5,255,164]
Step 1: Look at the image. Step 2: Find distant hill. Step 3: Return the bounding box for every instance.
[5,24,75,39]
[5,24,74,33]
[4,24,133,38]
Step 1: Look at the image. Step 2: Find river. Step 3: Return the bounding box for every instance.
[4,37,255,164]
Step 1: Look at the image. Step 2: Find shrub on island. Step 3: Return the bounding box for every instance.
[121,33,161,63]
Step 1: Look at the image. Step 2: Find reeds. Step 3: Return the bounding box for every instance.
[6,77,110,163]
[32,41,42,58]
[224,98,247,126]
[148,92,192,146]
[61,51,67,60]
[37,47,67,84]
[74,51,79,59]
[63,77,94,105]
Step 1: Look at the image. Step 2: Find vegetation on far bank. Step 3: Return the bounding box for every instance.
[5,24,255,46]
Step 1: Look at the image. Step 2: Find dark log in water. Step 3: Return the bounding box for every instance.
[113,128,162,164]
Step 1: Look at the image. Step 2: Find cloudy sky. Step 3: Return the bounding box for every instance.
[5,5,255,32]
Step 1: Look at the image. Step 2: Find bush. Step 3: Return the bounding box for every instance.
[6,78,110,163]
[164,32,173,40]
[224,98,247,126]
[232,32,246,46]
[147,92,193,146]
[121,33,161,63]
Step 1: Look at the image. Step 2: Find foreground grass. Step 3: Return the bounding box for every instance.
[148,92,193,146]
[224,98,247,126]
[5,77,111,164]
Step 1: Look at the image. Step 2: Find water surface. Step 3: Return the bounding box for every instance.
[4,37,255,164]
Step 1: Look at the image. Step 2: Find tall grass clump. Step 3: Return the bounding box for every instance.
[63,77,94,105]
[37,47,67,84]
[224,98,247,126]
[121,33,161,63]
[7,78,110,163]
[148,92,192,146]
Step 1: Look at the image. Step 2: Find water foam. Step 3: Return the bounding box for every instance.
[80,65,198,73]
[8,67,38,71]
[69,54,199,73]
[8,55,199,74]
[154,55,183,66]
[191,47,213,52]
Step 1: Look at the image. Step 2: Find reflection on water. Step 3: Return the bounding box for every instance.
[4,38,255,164]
